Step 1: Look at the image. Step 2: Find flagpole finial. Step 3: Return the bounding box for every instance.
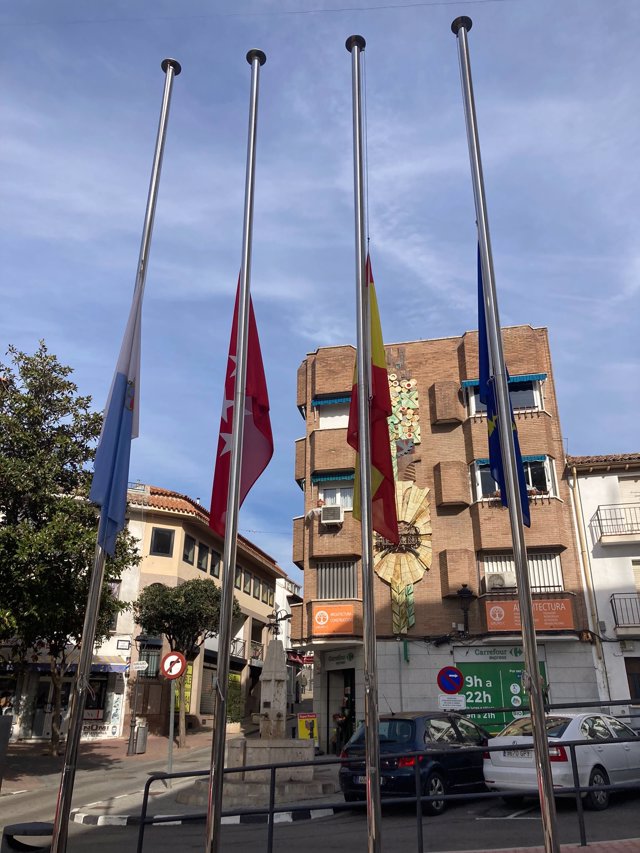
[246,49,266,66]
[346,34,366,52]
[161,58,182,75]
[451,16,472,35]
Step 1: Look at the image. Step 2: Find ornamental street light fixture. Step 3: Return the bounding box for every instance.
[456,584,476,636]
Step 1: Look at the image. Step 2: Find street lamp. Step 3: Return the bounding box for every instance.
[127,634,145,756]
[456,584,476,636]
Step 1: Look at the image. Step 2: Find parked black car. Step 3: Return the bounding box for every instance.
[339,712,490,815]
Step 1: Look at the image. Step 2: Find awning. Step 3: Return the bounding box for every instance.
[311,471,354,484]
[476,454,547,466]
[462,373,547,388]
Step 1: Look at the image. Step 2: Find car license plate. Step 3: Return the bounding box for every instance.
[504,749,531,759]
[355,775,367,785]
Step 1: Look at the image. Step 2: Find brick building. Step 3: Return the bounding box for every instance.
[290,325,598,751]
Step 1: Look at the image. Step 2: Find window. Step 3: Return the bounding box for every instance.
[424,718,457,744]
[183,534,195,565]
[139,646,161,678]
[454,717,485,745]
[605,717,636,740]
[625,658,640,703]
[210,551,221,578]
[268,587,274,607]
[197,543,209,572]
[466,375,545,416]
[234,566,242,590]
[581,716,612,742]
[320,482,354,510]
[150,527,174,557]
[317,560,358,599]
[243,570,252,594]
[261,582,270,603]
[108,582,121,632]
[480,552,564,592]
[314,398,351,429]
[470,456,557,501]
[253,577,261,599]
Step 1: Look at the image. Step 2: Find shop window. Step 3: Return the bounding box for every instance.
[150,527,174,557]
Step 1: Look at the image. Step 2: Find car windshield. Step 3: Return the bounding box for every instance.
[349,718,415,745]
[499,716,571,738]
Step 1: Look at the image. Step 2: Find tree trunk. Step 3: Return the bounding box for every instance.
[178,672,187,748]
[49,660,63,756]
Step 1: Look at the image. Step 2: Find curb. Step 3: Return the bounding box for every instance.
[70,807,337,826]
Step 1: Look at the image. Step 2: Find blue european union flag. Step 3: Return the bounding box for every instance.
[477,249,531,527]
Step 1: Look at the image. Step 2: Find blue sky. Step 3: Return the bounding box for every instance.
[2,0,638,584]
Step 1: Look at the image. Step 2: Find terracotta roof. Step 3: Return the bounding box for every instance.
[126,484,285,575]
[566,453,640,471]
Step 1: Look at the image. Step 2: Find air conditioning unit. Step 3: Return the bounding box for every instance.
[486,571,517,591]
[320,505,344,525]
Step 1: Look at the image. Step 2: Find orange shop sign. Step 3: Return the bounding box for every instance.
[312,603,354,636]
[486,598,574,632]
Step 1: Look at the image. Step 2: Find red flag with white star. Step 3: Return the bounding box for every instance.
[209,282,273,537]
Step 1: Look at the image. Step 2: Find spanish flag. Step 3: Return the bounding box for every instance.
[347,256,400,545]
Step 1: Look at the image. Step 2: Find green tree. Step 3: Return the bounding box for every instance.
[133,579,242,747]
[0,342,139,754]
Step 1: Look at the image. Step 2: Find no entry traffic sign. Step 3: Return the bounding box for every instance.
[437,666,464,695]
[161,651,187,680]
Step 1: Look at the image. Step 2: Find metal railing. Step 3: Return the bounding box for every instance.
[250,640,264,662]
[230,638,246,658]
[591,503,640,538]
[134,698,640,853]
[611,593,640,627]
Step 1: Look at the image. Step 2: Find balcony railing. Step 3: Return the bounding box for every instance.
[230,638,246,658]
[611,593,640,628]
[250,641,264,663]
[591,503,640,540]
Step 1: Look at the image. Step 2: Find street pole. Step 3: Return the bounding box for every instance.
[204,48,266,853]
[49,58,181,853]
[127,674,141,756]
[346,34,383,853]
[168,680,176,787]
[451,17,560,853]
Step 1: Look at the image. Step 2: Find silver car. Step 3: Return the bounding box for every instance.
[483,713,640,810]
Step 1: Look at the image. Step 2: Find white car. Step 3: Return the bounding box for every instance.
[483,713,640,810]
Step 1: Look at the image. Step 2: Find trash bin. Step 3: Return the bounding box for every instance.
[135,722,148,754]
[0,717,11,794]
[1,822,52,853]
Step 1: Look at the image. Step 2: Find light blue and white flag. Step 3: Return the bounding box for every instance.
[89,282,142,555]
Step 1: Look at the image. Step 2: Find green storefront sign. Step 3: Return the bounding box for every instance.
[457,657,547,733]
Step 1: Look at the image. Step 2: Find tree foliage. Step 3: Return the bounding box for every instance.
[0,342,139,753]
[133,578,242,746]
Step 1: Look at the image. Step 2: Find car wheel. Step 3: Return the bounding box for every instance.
[502,795,525,809]
[422,771,447,816]
[584,766,610,811]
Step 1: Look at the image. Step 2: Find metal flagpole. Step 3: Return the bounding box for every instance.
[451,17,560,853]
[346,34,383,853]
[204,48,266,853]
[50,57,181,853]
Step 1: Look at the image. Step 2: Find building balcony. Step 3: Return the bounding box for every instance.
[611,593,640,637]
[591,504,640,544]
[470,497,569,550]
[292,515,305,568]
[308,510,361,559]
[309,428,355,473]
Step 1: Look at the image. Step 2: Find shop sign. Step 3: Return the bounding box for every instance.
[297,712,319,745]
[455,659,547,733]
[485,598,574,632]
[174,662,193,712]
[455,645,545,663]
[312,603,354,636]
[325,650,356,669]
